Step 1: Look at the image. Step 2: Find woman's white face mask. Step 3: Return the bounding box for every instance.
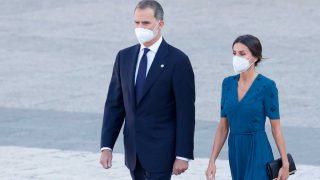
[135,21,160,44]
[232,56,256,74]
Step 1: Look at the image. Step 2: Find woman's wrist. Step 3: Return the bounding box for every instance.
[282,160,289,169]
[209,158,216,165]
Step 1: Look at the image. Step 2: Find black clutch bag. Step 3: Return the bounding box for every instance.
[266,153,297,180]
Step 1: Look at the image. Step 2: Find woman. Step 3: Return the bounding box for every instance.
[206,35,289,180]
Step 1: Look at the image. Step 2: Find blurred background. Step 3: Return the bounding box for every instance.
[0,0,319,171]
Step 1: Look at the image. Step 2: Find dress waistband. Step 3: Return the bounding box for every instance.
[230,129,265,135]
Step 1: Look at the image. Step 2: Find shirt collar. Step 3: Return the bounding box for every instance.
[139,36,163,53]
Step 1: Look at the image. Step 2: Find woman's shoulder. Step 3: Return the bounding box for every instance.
[222,74,239,84]
[258,74,275,84]
[221,75,238,91]
[259,74,277,86]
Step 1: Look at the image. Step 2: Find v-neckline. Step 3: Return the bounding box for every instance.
[236,74,260,103]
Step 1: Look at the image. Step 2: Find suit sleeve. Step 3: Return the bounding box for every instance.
[220,78,228,118]
[172,55,195,160]
[100,51,126,149]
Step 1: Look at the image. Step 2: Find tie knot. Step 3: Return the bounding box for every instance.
[143,48,150,56]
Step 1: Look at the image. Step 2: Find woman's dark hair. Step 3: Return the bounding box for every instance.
[232,34,263,66]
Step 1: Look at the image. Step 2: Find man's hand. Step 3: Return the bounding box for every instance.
[100,149,113,169]
[172,159,188,175]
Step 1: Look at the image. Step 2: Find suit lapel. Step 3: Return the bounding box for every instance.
[128,44,141,109]
[136,40,169,105]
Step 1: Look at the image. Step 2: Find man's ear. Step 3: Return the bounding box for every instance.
[159,20,165,29]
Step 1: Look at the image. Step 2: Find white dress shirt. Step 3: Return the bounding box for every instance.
[134,36,163,83]
[101,36,189,162]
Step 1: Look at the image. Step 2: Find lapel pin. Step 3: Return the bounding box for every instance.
[161,64,164,68]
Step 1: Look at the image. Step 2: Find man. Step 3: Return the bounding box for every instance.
[100,0,195,179]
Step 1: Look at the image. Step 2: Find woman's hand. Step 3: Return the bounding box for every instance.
[277,166,289,180]
[206,118,228,180]
[205,162,216,180]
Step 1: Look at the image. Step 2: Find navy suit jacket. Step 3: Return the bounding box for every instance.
[101,39,195,172]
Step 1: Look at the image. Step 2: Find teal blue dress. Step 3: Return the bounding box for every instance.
[221,74,280,180]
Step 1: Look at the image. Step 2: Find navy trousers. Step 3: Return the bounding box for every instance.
[130,156,172,180]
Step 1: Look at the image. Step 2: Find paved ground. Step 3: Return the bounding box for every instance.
[1,146,320,180]
[0,0,320,179]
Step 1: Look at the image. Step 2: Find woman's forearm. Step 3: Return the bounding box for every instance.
[209,125,229,164]
[271,122,289,167]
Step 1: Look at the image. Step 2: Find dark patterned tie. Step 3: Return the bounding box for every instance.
[135,48,150,103]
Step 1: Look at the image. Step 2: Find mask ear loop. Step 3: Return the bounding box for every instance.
[247,57,258,69]
[152,20,161,33]
[238,57,257,74]
[152,20,160,36]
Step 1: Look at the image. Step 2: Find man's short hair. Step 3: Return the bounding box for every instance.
[135,0,164,20]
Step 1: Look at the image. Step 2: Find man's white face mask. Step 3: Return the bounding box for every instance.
[135,21,160,44]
